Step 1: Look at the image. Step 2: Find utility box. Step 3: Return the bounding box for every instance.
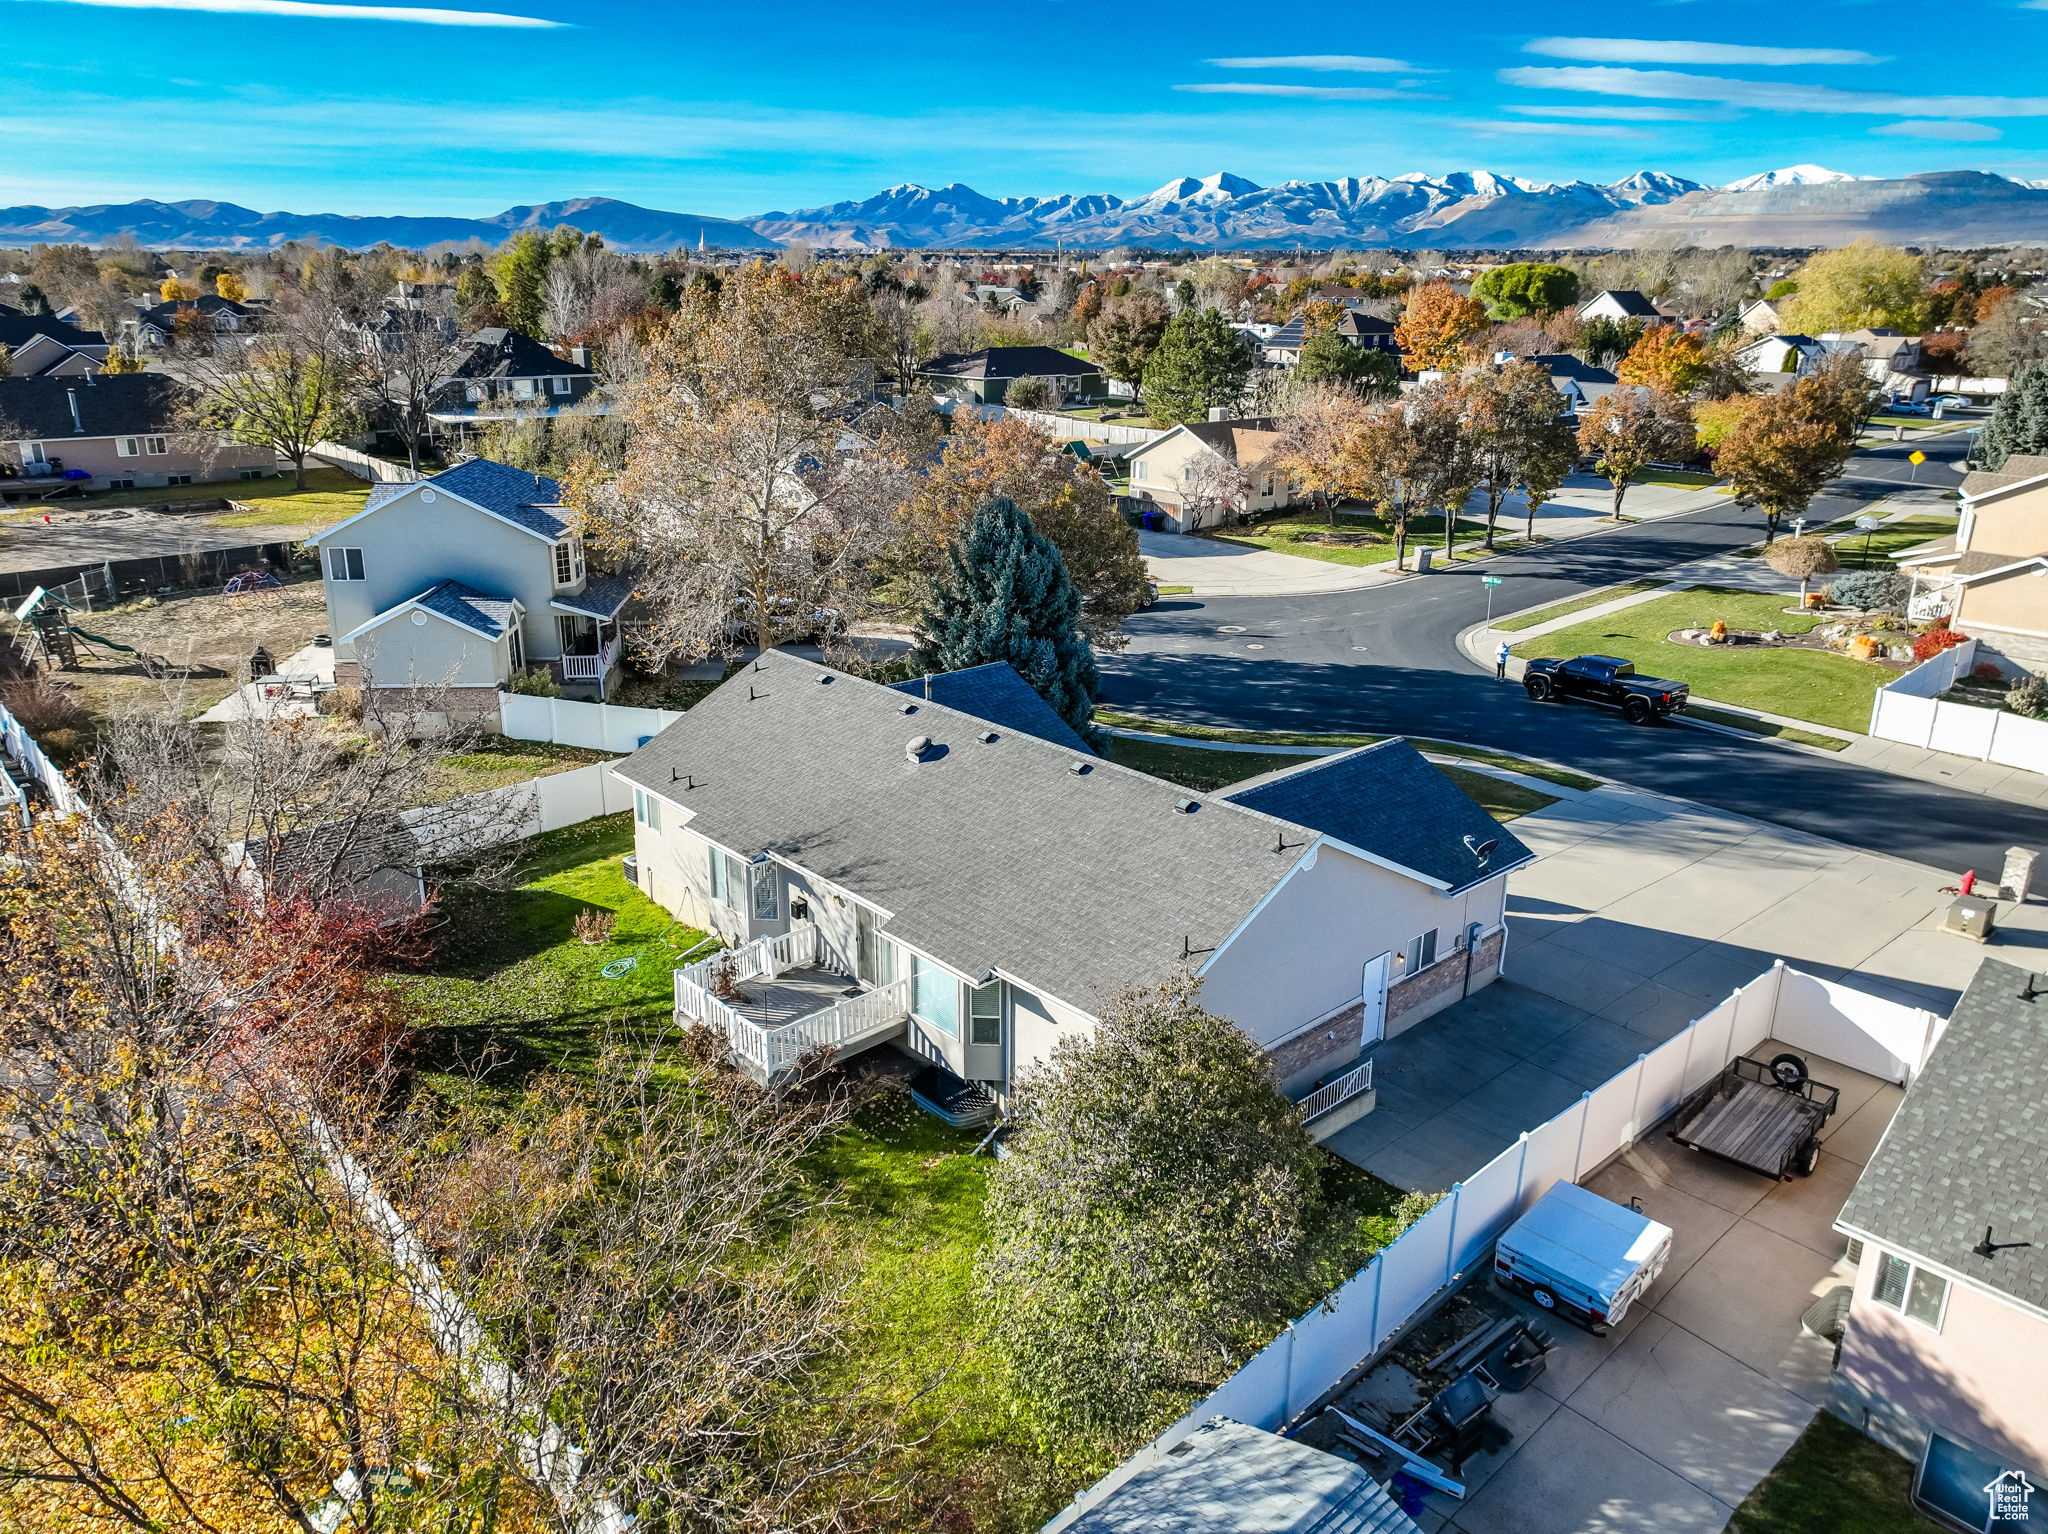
[1941,896,1998,943]
[1416,547,1435,573]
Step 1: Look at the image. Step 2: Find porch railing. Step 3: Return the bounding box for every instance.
[673,924,908,1076]
[559,632,622,682]
[1297,1060,1373,1124]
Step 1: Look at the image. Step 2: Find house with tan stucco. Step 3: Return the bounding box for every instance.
[1126,416,1292,533]
[1896,454,2048,671]
[1831,958,2048,1527]
[610,651,1529,1126]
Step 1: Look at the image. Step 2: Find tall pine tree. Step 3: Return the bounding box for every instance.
[1979,359,2048,470]
[1141,307,1256,425]
[913,497,1102,748]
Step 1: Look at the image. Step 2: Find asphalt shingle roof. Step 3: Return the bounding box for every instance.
[431,458,569,538]
[413,579,518,639]
[1584,289,1661,318]
[1220,741,1534,894]
[614,651,1331,1014]
[446,327,592,381]
[0,373,189,440]
[1961,454,2048,500]
[889,663,1094,754]
[920,346,1103,381]
[550,572,635,620]
[1837,958,2048,1315]
[0,312,104,350]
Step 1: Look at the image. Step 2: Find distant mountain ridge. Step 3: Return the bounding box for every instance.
[5,168,2048,252]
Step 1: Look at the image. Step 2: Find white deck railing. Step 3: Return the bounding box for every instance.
[558,633,622,682]
[1297,1060,1374,1124]
[672,923,907,1075]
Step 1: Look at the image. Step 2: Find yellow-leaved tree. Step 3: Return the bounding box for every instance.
[1781,240,1926,333]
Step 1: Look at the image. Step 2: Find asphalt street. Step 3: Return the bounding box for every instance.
[1100,433,2048,876]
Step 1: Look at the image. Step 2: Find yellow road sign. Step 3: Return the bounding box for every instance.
[1908,450,1926,464]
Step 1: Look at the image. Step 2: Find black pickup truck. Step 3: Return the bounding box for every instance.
[1522,654,1689,725]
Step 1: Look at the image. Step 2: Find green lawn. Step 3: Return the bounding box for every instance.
[1729,1413,1941,1534]
[1828,514,1961,570]
[1205,512,1522,568]
[1154,583,1194,596]
[423,736,621,803]
[1636,467,1722,488]
[1097,712,1602,792]
[1494,581,1668,633]
[0,466,369,531]
[1105,735,1557,819]
[1511,585,1892,735]
[1685,704,1851,752]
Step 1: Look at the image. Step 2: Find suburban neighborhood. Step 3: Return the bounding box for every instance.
[8,11,2048,1532]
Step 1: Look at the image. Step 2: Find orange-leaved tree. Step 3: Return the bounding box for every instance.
[1395,282,1488,373]
[1575,387,1695,521]
[1616,325,1709,396]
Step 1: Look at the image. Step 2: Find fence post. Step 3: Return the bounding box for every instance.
[1515,1132,1530,1208]
[1572,1090,1592,1176]
[1628,1054,1648,1140]
[1444,1183,1463,1283]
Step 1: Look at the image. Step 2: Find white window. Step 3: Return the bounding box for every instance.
[1404,929,1439,973]
[969,981,1002,1047]
[464,383,485,403]
[22,441,46,465]
[507,626,525,673]
[750,862,778,922]
[1872,1250,1948,1330]
[632,788,661,831]
[326,546,365,582]
[550,375,572,395]
[116,436,141,458]
[911,956,959,1038]
[1133,461,1148,481]
[552,537,583,586]
[707,847,745,908]
[144,436,168,455]
[512,378,537,400]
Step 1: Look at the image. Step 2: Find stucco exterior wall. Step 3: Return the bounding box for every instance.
[1832,1243,2048,1477]
[1954,568,2048,643]
[1964,481,2048,558]
[319,486,576,673]
[1126,431,1291,533]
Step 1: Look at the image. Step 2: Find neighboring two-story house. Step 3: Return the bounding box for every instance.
[1895,454,2048,669]
[131,294,259,349]
[432,327,600,427]
[0,374,275,497]
[304,458,632,708]
[1831,959,2048,1526]
[1262,310,1399,366]
[0,308,109,378]
[1125,417,1290,532]
[612,651,1530,1114]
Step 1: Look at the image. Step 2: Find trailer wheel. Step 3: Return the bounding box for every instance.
[1530,1285,1559,1311]
[1795,1137,1821,1177]
[1768,1053,1811,1090]
[1526,675,1554,702]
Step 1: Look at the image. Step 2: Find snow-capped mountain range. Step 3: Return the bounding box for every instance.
[5,168,2047,252]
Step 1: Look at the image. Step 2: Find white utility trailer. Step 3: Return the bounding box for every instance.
[1493,1182,1673,1335]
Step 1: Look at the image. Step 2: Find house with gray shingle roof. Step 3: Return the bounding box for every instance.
[611,650,1528,1107]
[305,457,632,706]
[1831,959,2048,1504]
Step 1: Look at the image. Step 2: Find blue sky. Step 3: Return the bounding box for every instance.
[7,0,2048,216]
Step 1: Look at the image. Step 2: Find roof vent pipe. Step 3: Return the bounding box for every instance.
[923,673,933,700]
[67,388,84,434]
[906,736,931,762]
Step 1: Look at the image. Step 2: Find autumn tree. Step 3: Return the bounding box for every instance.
[214,269,249,302]
[1295,328,1399,394]
[1576,387,1694,520]
[1345,379,1478,566]
[158,275,200,302]
[1617,325,1710,396]
[1462,360,1575,548]
[1473,262,1579,320]
[1714,372,1867,541]
[1782,239,1925,333]
[1693,393,1760,451]
[1395,281,1488,372]
[883,412,1147,648]
[1141,307,1256,425]
[1269,382,1381,525]
[373,306,480,472]
[185,290,366,489]
[1578,315,1645,368]
[1764,534,1841,602]
[580,263,893,662]
[981,976,1329,1440]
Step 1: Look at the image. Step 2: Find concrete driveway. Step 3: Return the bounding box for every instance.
[1139,530,1393,596]
[1430,1038,1899,1534]
[1327,779,2046,1193]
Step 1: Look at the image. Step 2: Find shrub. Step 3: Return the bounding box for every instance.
[508,666,561,697]
[326,684,365,722]
[1910,627,1968,662]
[572,908,617,945]
[1002,375,1056,411]
[2009,673,2048,719]
[1827,568,1909,612]
[0,677,87,735]
[1762,535,1841,599]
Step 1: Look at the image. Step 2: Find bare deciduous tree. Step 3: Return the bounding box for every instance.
[181,290,368,489]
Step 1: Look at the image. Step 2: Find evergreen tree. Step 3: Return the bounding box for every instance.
[1294,329,1399,394]
[1141,308,1256,425]
[1979,360,2048,470]
[913,497,1102,747]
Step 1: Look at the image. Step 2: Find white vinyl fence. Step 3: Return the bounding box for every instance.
[311,441,426,483]
[0,694,87,822]
[1044,962,1946,1532]
[498,693,683,755]
[401,761,635,861]
[1868,638,2048,776]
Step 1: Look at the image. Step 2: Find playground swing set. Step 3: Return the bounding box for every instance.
[10,586,170,676]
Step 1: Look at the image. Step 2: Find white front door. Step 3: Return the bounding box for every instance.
[1360,952,1392,1047]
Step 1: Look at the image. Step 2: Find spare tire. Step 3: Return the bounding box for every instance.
[1769,1052,1811,1090]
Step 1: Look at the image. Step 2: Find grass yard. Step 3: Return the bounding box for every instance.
[422,736,621,802]
[1729,1412,1941,1534]
[1494,580,1667,632]
[1685,704,1851,752]
[1827,514,1961,570]
[1104,734,1558,819]
[1206,511,1522,568]
[1512,585,1892,735]
[1635,467,1722,488]
[1097,712,1601,792]
[0,467,369,532]
[1154,583,1194,596]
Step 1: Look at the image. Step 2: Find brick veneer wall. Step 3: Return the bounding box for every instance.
[1387,928,1505,1037]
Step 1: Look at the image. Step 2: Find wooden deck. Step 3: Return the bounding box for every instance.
[728,964,863,1029]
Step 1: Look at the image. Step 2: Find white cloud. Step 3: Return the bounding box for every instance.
[1173,83,1434,100]
[1500,65,2048,117]
[1524,37,1881,66]
[4,0,562,25]
[1459,119,1649,139]
[1505,103,1725,122]
[1205,55,1412,72]
[1872,119,2001,140]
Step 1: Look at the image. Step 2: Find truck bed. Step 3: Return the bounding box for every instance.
[1674,1078,1825,1175]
